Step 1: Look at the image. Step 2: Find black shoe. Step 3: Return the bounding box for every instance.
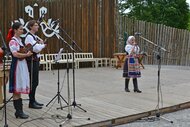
[134,89,142,93]
[35,101,44,106]
[125,88,130,92]
[29,103,42,109]
[15,111,29,119]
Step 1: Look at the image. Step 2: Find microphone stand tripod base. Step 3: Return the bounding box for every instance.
[142,112,173,123]
[155,113,173,123]
[57,101,87,112]
[59,113,90,127]
[59,114,72,127]
[72,100,87,112]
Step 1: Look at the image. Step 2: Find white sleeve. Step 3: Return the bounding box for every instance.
[25,35,45,53]
[9,40,19,53]
[25,35,36,45]
[125,45,133,54]
[33,44,45,53]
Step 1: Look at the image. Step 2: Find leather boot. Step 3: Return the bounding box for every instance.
[13,98,29,119]
[34,101,44,106]
[125,78,130,92]
[29,102,42,109]
[133,78,142,93]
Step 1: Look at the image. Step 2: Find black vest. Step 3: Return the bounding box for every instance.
[24,33,39,61]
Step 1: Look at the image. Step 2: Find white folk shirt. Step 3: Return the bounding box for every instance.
[125,44,140,55]
[24,33,45,58]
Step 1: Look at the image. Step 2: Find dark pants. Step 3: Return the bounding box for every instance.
[125,78,139,90]
[123,58,128,77]
[27,60,39,104]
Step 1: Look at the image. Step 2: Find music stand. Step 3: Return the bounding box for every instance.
[46,48,68,108]
[58,26,86,112]
[137,34,173,123]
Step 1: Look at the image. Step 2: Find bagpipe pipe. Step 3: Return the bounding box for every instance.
[136,51,148,69]
[127,51,148,69]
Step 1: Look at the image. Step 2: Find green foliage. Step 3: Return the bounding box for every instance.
[118,0,190,29]
[188,11,190,30]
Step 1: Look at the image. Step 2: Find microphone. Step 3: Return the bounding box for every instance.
[135,32,142,36]
[52,19,60,25]
[54,19,60,23]
[37,11,46,23]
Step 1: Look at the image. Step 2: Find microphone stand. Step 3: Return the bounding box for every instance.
[55,34,75,124]
[58,26,86,112]
[40,20,73,119]
[0,30,10,127]
[40,20,90,125]
[54,30,90,126]
[137,35,173,123]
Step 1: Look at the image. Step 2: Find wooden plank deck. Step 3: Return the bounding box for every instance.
[1,65,190,127]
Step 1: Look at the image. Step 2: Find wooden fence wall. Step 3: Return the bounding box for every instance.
[1,0,190,66]
[117,16,190,66]
[0,0,116,58]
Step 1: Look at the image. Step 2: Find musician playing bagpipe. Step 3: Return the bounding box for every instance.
[123,35,142,93]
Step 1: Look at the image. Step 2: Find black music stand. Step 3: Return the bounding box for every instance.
[137,34,173,123]
[46,48,68,108]
[58,26,86,112]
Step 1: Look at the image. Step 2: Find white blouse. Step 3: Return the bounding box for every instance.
[125,44,140,55]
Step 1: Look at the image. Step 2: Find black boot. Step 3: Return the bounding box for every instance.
[13,98,29,119]
[34,101,44,106]
[133,78,142,93]
[125,78,130,92]
[29,101,42,109]
[29,87,42,109]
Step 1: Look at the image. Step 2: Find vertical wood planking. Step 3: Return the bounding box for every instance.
[118,16,190,66]
[1,0,117,58]
[81,0,88,52]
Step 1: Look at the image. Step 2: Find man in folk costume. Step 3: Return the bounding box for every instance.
[7,22,33,119]
[25,20,46,109]
[123,36,142,93]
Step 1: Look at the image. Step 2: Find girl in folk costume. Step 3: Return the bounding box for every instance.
[123,36,142,93]
[7,22,33,119]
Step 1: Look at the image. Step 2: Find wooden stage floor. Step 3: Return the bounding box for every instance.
[1,65,190,127]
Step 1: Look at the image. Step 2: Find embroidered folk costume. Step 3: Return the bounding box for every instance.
[7,22,33,119]
[123,36,142,93]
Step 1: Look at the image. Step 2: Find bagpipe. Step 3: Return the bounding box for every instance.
[127,51,148,69]
[137,51,148,69]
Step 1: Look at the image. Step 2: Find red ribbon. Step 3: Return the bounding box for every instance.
[6,28,14,42]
